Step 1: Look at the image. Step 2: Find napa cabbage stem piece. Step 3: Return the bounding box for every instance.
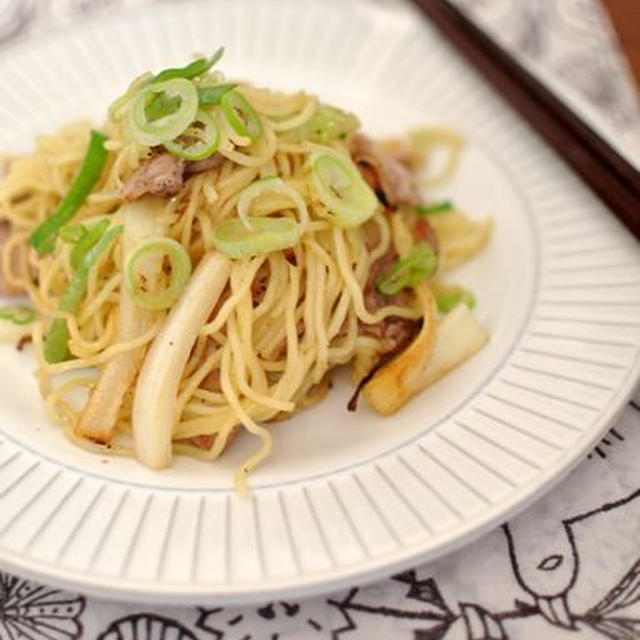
[132,252,231,469]
[76,198,168,443]
[364,299,487,415]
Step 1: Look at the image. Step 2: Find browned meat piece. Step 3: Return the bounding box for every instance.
[184,153,223,177]
[413,218,439,254]
[122,152,224,201]
[122,153,186,201]
[350,134,420,207]
[360,248,417,353]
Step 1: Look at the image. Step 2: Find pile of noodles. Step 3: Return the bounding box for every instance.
[0,80,491,492]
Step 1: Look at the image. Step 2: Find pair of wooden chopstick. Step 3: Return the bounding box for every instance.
[410,0,640,239]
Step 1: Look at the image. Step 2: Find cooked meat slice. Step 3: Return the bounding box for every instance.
[360,248,417,353]
[122,153,186,201]
[184,153,223,177]
[413,218,439,254]
[350,134,420,207]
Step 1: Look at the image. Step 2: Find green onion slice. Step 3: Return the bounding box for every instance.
[309,147,378,228]
[236,177,309,230]
[282,104,360,143]
[44,224,123,364]
[0,306,36,325]
[211,216,300,259]
[198,83,237,106]
[108,72,153,120]
[152,47,224,84]
[376,243,438,296]
[30,130,108,253]
[221,90,263,140]
[163,108,220,161]
[124,237,192,310]
[417,200,453,216]
[435,285,475,313]
[126,78,199,147]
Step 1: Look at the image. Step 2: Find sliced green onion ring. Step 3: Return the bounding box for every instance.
[108,72,153,120]
[309,147,378,228]
[236,177,309,231]
[221,90,263,140]
[125,237,192,310]
[163,108,220,161]
[211,216,300,259]
[435,285,475,313]
[0,306,36,325]
[126,78,199,147]
[198,83,237,106]
[376,243,438,296]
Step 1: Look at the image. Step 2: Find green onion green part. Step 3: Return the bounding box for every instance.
[435,285,476,313]
[44,224,123,364]
[152,47,224,84]
[221,90,263,140]
[0,306,36,325]
[30,130,108,254]
[145,92,182,123]
[124,237,192,310]
[197,83,237,106]
[416,200,453,216]
[376,243,438,296]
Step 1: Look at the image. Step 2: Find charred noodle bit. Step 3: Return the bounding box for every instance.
[0,48,493,488]
[132,253,231,469]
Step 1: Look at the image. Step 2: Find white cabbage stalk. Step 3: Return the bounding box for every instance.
[132,252,231,469]
[364,299,488,415]
[76,198,168,443]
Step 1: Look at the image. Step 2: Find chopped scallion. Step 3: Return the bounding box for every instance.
[124,237,192,310]
[416,200,453,216]
[30,130,108,253]
[376,244,438,296]
[435,285,475,313]
[0,306,36,326]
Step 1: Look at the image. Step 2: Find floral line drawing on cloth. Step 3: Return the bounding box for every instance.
[0,573,85,639]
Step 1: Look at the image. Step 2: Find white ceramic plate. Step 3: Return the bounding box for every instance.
[0,0,638,605]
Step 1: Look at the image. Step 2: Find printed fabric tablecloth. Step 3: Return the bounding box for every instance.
[0,1,639,638]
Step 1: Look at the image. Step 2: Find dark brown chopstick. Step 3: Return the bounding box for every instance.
[410,0,640,239]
